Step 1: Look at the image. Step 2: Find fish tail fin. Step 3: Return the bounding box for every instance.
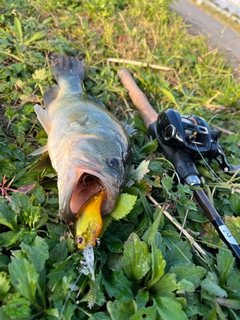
[51,53,85,84]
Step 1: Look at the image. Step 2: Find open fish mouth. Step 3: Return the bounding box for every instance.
[70,172,108,217]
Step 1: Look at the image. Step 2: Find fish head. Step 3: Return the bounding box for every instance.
[57,146,132,222]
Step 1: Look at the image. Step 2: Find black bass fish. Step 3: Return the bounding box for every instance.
[31,54,132,251]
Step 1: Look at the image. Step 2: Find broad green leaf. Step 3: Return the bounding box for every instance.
[110,194,137,220]
[161,175,174,198]
[201,272,227,298]
[101,215,113,236]
[20,236,49,272]
[107,300,137,320]
[176,279,195,294]
[152,272,177,295]
[103,270,133,302]
[154,296,188,320]
[130,306,157,320]
[8,256,39,305]
[0,202,17,230]
[3,293,30,319]
[48,240,68,266]
[216,247,235,284]
[136,288,149,308]
[47,260,76,295]
[10,192,31,211]
[184,292,209,317]
[165,240,193,266]
[0,272,11,298]
[121,233,151,280]
[141,140,158,155]
[148,243,166,288]
[170,263,206,289]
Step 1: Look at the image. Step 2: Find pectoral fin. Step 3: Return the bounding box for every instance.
[29,144,48,157]
[43,84,59,107]
[34,104,51,134]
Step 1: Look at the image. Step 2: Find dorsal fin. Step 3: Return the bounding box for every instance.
[34,104,51,134]
[43,84,59,108]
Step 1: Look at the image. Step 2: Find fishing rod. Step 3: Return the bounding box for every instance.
[119,68,240,266]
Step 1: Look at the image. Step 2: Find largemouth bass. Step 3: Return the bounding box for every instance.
[31,53,132,225]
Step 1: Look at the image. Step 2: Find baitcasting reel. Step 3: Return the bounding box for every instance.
[153,109,240,177]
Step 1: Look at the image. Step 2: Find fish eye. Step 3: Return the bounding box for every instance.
[76,236,84,245]
[108,157,121,169]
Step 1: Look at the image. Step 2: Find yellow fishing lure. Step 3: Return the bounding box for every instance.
[74,190,105,250]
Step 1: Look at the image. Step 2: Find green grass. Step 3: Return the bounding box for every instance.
[0,0,240,319]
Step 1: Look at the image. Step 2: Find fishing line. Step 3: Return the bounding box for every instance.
[194,143,240,203]
[59,271,82,320]
[194,142,224,184]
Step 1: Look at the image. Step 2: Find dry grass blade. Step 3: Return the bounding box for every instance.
[211,124,235,135]
[107,58,171,71]
[147,194,207,261]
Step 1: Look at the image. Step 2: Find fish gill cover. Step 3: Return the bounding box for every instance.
[0,0,240,319]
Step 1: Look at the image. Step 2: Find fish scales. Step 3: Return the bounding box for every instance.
[32,54,132,222]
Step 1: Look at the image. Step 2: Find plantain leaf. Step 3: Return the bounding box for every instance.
[147,243,166,288]
[121,233,151,281]
[8,256,39,305]
[14,17,23,42]
[25,31,47,45]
